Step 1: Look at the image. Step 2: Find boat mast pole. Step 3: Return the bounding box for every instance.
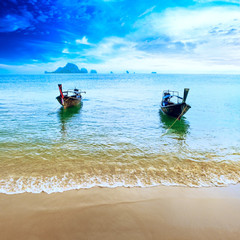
[58,84,65,105]
[58,84,64,98]
[183,88,189,103]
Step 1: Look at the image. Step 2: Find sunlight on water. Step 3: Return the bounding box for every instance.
[0,74,240,193]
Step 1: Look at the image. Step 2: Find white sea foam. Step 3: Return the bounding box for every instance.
[1,172,240,195]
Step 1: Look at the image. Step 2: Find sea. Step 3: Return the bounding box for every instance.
[0,73,240,194]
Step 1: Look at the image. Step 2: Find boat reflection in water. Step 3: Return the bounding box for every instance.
[58,104,82,133]
[159,110,190,138]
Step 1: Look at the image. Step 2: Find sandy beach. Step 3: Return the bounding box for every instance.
[1,185,240,240]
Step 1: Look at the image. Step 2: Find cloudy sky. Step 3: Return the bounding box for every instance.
[0,0,240,73]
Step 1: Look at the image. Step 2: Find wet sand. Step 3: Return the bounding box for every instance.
[1,185,240,240]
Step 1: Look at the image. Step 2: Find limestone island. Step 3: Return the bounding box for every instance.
[45,63,90,74]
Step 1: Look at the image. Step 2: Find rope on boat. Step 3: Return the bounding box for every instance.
[47,105,60,115]
[47,98,72,115]
[161,105,188,137]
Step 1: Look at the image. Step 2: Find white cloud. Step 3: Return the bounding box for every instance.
[84,37,138,57]
[0,14,32,32]
[128,6,240,72]
[62,48,69,53]
[79,51,240,74]
[150,6,240,41]
[75,36,92,45]
[76,34,240,73]
[138,5,156,18]
[194,0,239,3]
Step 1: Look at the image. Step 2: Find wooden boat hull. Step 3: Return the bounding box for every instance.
[56,95,81,108]
[160,102,191,119]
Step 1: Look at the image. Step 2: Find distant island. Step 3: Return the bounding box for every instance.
[45,63,97,74]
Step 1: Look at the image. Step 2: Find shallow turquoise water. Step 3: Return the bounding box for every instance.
[0,74,240,193]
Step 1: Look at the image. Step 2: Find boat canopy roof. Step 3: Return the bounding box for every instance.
[162,90,183,104]
[162,90,183,99]
[62,89,86,95]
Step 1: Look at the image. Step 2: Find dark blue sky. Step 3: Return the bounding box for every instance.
[0,0,239,73]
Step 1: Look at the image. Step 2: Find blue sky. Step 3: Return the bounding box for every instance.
[0,0,240,73]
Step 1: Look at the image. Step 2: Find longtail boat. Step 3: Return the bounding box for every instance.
[56,84,86,108]
[160,88,191,119]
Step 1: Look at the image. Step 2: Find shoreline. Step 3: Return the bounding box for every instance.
[1,185,240,240]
